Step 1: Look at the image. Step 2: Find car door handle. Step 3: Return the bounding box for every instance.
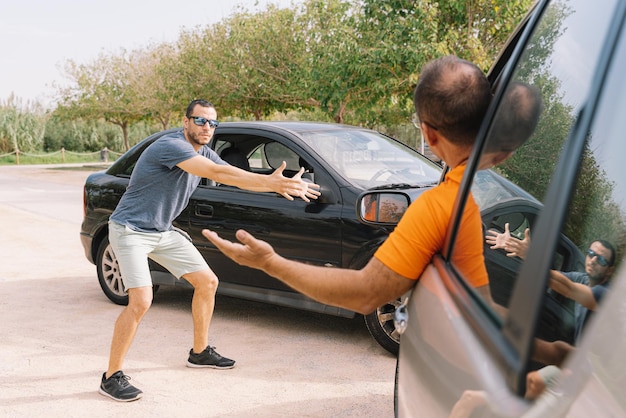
[195,204,214,218]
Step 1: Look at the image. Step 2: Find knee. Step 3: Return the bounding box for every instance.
[127,292,152,317]
[189,272,219,295]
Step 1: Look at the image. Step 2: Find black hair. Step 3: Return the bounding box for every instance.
[595,239,617,266]
[185,99,215,118]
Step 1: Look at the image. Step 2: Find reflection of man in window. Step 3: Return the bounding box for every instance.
[550,240,615,342]
[487,228,615,341]
[478,81,543,170]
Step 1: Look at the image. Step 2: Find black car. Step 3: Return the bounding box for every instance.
[80,121,442,354]
[82,121,584,355]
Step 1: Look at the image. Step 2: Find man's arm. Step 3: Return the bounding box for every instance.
[202,228,415,314]
[532,338,573,367]
[178,155,320,202]
[549,271,598,310]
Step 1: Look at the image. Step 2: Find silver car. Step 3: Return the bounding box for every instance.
[361,0,626,416]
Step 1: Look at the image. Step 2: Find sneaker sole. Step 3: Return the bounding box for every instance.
[186,361,235,369]
[98,387,143,402]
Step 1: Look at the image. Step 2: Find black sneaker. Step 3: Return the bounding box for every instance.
[187,346,236,369]
[98,371,143,402]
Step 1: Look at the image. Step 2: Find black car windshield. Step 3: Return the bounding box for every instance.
[299,129,441,189]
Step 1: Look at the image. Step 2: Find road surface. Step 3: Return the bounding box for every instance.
[0,164,396,417]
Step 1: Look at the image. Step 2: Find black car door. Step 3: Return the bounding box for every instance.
[178,129,343,292]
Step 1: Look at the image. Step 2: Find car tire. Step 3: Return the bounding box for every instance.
[364,298,401,355]
[96,236,129,306]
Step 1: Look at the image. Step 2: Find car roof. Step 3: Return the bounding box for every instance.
[217,121,376,136]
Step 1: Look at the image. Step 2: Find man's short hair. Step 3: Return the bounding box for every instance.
[595,239,616,267]
[186,99,215,118]
[486,81,543,153]
[414,55,491,147]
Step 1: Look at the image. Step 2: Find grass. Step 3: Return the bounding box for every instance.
[0,152,118,166]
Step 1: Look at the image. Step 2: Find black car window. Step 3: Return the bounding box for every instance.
[209,135,312,185]
[264,142,301,172]
[299,129,441,189]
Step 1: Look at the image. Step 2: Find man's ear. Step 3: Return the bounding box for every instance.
[421,122,437,147]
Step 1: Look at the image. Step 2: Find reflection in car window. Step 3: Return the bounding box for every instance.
[561,22,626,343]
[454,0,618,317]
[452,0,626,395]
[299,129,441,189]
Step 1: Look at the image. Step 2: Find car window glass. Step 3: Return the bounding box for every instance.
[564,23,626,343]
[248,146,267,170]
[453,0,625,393]
[264,142,301,171]
[299,129,441,189]
[212,137,313,183]
[452,0,617,314]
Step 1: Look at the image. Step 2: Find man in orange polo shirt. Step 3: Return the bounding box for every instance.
[202,55,494,314]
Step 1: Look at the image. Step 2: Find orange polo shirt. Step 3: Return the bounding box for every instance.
[374,164,489,288]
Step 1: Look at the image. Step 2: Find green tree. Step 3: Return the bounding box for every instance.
[298,0,362,123]
[352,0,534,125]
[212,4,312,119]
[57,50,147,150]
[130,42,189,130]
[174,25,226,112]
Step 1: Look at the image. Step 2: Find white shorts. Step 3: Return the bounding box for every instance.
[108,221,209,290]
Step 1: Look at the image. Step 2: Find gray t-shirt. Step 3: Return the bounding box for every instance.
[559,270,612,343]
[561,271,590,342]
[110,130,226,232]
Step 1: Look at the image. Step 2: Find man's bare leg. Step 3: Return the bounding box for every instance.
[183,269,235,368]
[184,269,219,353]
[106,286,153,377]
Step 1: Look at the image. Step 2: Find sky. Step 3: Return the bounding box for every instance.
[0,0,297,107]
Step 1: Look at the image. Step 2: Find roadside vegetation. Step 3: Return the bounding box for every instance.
[3,0,624,261]
[1,0,532,161]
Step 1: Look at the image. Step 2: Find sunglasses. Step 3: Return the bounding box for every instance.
[586,249,610,267]
[190,116,219,128]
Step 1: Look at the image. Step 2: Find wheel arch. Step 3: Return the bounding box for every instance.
[91,222,110,264]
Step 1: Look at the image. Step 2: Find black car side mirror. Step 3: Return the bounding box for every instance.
[357,191,411,225]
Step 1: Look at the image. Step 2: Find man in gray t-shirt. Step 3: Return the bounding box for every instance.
[487,228,615,343]
[99,99,320,402]
[549,240,615,342]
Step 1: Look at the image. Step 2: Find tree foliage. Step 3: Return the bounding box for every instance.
[50,0,533,144]
[0,95,48,153]
[56,51,149,150]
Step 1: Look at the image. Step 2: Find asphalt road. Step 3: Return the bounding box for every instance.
[0,164,396,417]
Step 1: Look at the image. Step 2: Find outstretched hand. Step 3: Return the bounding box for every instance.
[202,228,276,272]
[485,223,530,260]
[506,227,530,259]
[270,161,321,202]
[485,222,512,250]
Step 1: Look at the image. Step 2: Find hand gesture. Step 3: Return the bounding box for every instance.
[505,227,530,260]
[485,222,512,250]
[485,223,530,260]
[269,161,321,202]
[202,229,275,272]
